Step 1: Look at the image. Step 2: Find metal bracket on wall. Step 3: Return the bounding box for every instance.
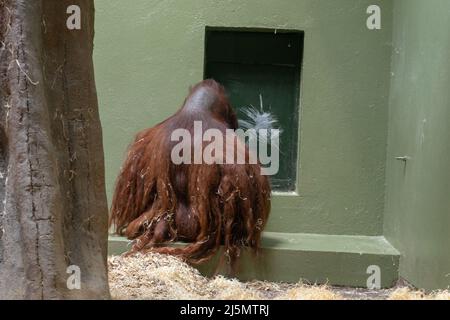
[395,156,410,175]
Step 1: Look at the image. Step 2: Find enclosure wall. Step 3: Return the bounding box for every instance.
[383,0,450,290]
[94,0,393,235]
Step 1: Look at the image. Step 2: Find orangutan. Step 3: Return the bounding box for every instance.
[109,79,271,267]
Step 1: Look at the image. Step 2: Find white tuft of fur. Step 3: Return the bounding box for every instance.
[238,94,282,148]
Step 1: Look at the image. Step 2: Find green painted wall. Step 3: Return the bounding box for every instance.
[383,0,450,290]
[94,0,393,235]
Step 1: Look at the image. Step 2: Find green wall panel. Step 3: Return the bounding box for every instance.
[94,0,393,235]
[384,0,450,290]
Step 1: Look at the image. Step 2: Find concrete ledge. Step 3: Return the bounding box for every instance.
[108,232,400,288]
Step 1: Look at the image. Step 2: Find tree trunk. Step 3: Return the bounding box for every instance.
[0,0,110,299]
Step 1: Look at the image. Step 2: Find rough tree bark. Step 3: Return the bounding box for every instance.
[0,0,110,299]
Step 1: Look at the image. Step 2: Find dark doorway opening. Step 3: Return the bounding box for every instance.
[204,27,304,191]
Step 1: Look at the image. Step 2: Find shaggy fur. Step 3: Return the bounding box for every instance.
[110,79,271,267]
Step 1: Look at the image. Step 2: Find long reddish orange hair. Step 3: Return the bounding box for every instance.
[110,79,271,267]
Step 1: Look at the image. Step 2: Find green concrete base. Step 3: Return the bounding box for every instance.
[108,232,400,288]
